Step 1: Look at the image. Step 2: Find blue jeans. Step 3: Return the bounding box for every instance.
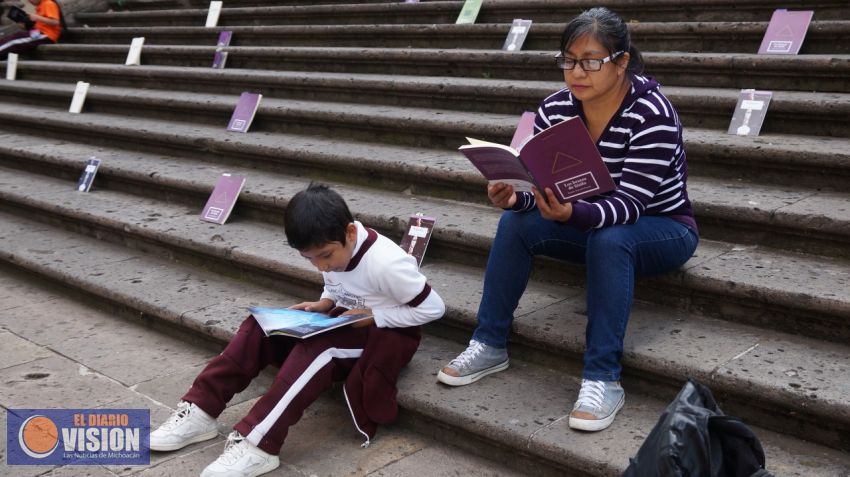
[472,209,699,381]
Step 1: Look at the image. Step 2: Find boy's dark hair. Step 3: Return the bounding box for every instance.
[560,7,645,75]
[284,184,354,251]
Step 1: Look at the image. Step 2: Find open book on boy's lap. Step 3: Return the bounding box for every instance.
[250,307,372,339]
[459,116,615,204]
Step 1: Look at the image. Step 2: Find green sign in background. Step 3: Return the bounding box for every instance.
[456,0,483,24]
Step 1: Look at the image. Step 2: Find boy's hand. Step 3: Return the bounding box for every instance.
[289,298,334,313]
[344,308,374,328]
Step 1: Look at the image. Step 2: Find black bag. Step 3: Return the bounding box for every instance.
[622,378,773,477]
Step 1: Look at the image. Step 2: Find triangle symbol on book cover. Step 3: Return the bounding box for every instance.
[775,24,795,39]
[213,191,228,203]
[552,152,583,174]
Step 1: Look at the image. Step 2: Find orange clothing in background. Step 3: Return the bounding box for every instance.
[35,0,61,42]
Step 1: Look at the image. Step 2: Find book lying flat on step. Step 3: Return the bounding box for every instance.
[250,307,372,339]
[459,116,615,204]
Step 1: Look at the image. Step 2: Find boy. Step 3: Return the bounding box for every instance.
[0,0,62,60]
[149,184,445,477]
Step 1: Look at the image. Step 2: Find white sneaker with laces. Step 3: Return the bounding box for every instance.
[201,431,280,477]
[437,339,509,386]
[568,379,625,432]
[149,401,219,452]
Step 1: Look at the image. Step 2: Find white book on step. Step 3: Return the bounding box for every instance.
[69,81,90,114]
[205,1,223,27]
[125,37,145,66]
[6,53,18,80]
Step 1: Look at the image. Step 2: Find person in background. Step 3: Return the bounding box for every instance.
[0,0,62,60]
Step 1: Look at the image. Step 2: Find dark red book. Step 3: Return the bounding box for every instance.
[399,214,436,267]
[459,116,615,204]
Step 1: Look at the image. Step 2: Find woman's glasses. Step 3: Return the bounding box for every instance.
[555,51,624,71]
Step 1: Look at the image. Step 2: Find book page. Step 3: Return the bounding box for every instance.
[249,307,371,338]
[459,145,534,192]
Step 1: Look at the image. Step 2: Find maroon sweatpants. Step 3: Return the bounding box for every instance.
[183,315,370,454]
[0,31,53,60]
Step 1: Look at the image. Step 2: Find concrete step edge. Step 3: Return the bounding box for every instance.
[2,145,850,351]
[1,88,849,189]
[29,46,850,93]
[10,67,850,122]
[1,206,850,472]
[1,102,849,254]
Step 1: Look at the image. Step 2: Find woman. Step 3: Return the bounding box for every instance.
[437,7,699,432]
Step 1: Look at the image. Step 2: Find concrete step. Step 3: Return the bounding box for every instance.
[8,64,850,139]
[108,0,451,11]
[1,178,850,461]
[1,100,849,261]
[65,21,850,54]
[1,131,849,347]
[30,45,850,93]
[6,70,850,140]
[74,0,850,28]
[0,265,529,477]
[2,84,849,196]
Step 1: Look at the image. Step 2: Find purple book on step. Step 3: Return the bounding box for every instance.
[200,173,246,224]
[757,9,813,55]
[212,30,232,69]
[459,116,615,204]
[509,111,535,150]
[227,92,262,133]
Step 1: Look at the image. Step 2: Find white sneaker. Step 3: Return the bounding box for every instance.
[150,401,219,452]
[201,431,280,477]
[568,380,625,432]
[437,339,509,386]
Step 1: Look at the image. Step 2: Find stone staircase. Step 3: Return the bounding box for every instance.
[2,0,850,475]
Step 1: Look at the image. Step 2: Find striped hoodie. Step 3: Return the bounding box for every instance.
[515,74,697,232]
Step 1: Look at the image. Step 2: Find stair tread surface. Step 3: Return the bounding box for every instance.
[1,209,849,476]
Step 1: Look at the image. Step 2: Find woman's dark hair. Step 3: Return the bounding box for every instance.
[284,183,354,251]
[559,7,644,75]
